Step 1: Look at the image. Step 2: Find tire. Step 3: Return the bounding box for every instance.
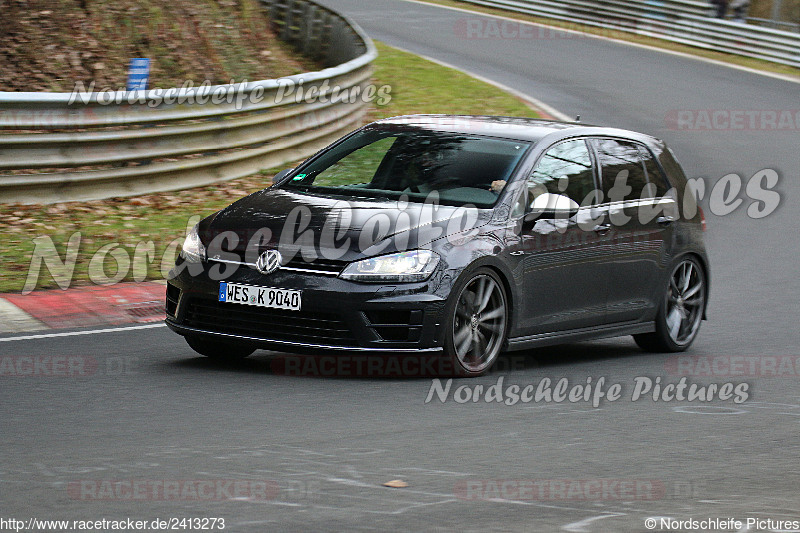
[185,335,256,360]
[634,256,706,352]
[441,267,509,377]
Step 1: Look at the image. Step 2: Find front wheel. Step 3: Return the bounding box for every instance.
[634,257,706,352]
[185,335,256,360]
[442,268,509,377]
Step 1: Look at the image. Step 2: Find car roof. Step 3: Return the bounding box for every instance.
[371,114,660,146]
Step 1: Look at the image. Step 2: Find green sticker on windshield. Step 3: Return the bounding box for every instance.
[292,174,307,181]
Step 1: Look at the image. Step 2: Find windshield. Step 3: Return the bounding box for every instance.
[281,127,531,208]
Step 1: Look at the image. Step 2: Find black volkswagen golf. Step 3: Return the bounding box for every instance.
[165,115,709,376]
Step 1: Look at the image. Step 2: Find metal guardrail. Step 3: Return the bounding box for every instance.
[460,0,800,68]
[748,17,800,33]
[0,0,377,205]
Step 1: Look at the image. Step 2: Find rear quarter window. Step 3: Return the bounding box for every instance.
[637,144,670,198]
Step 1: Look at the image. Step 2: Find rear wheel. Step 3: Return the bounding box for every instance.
[185,335,256,360]
[634,257,706,352]
[443,268,508,377]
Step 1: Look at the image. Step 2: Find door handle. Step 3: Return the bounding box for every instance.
[593,223,611,234]
[510,251,525,256]
[656,216,675,226]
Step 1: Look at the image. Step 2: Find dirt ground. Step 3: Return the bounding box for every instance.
[0,0,318,92]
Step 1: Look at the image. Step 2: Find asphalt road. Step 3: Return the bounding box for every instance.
[2,1,799,531]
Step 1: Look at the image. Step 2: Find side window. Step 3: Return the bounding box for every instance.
[528,139,596,206]
[593,138,648,202]
[638,144,670,198]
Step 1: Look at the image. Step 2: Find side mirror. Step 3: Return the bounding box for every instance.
[271,168,295,187]
[525,192,580,221]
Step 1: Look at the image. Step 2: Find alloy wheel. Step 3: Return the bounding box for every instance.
[452,273,507,373]
[665,259,705,346]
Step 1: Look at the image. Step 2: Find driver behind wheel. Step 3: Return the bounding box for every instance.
[403,148,445,193]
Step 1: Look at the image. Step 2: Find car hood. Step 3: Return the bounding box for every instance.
[203,187,490,262]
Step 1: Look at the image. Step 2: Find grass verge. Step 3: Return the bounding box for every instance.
[0,41,540,294]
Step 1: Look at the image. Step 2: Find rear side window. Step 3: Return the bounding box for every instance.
[593,138,673,201]
[659,147,689,187]
[660,146,696,214]
[638,144,670,197]
[592,138,649,202]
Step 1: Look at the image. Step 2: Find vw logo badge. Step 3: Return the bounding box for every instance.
[255,250,282,275]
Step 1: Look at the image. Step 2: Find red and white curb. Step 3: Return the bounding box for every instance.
[0,281,167,334]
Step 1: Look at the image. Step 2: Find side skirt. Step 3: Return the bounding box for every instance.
[505,322,655,351]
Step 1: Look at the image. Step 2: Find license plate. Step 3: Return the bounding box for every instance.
[218,282,301,311]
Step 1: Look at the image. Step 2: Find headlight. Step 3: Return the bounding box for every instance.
[339,250,440,283]
[180,223,206,263]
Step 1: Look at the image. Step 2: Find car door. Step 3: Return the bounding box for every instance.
[511,138,614,335]
[591,137,678,323]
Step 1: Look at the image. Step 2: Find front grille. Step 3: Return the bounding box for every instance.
[209,251,348,275]
[182,298,357,346]
[282,256,348,274]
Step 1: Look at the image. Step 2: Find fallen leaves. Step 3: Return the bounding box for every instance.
[0,0,319,92]
[382,480,409,489]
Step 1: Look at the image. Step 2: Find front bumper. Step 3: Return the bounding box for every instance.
[164,259,447,353]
